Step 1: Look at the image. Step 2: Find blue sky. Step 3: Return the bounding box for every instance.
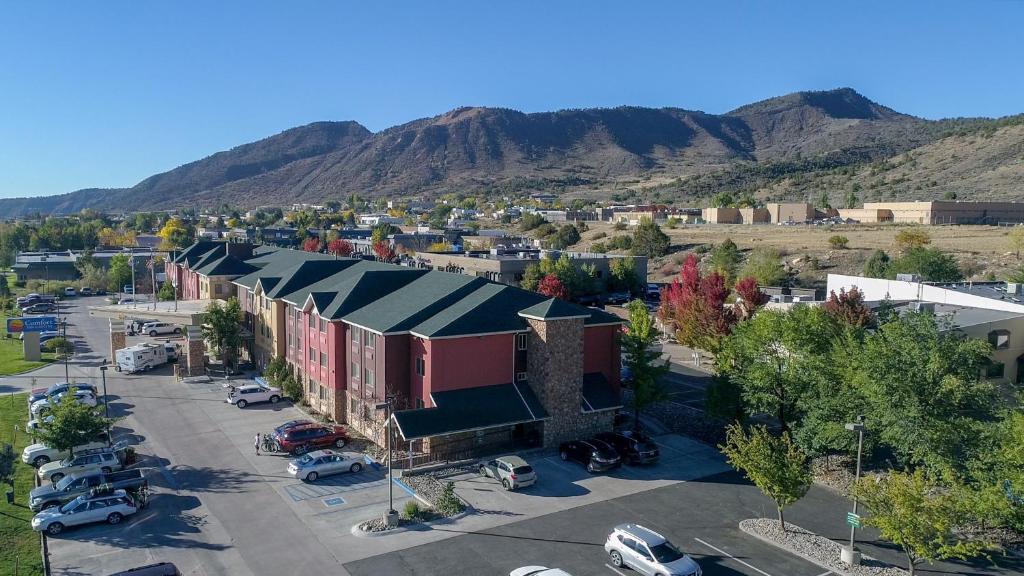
[1,0,1022,198]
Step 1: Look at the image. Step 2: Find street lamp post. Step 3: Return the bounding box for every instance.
[100,365,111,443]
[841,415,866,566]
[375,395,398,526]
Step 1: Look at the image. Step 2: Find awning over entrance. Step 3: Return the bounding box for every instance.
[581,372,622,413]
[392,382,549,441]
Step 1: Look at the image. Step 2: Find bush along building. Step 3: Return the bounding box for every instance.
[168,241,623,460]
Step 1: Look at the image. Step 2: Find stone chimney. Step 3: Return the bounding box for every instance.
[524,316,585,447]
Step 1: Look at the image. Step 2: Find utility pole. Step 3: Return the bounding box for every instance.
[841,415,866,566]
[130,253,137,310]
[100,365,111,443]
[150,253,157,311]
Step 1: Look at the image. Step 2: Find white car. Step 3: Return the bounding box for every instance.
[22,439,109,468]
[227,383,282,408]
[30,390,98,416]
[510,568,573,576]
[32,489,138,535]
[38,445,125,483]
[605,524,701,576]
[140,321,181,337]
[27,415,54,432]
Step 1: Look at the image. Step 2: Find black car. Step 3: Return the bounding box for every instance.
[595,430,660,465]
[558,438,621,473]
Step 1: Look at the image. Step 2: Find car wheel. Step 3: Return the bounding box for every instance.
[107,512,123,525]
[149,331,157,337]
[587,462,597,473]
[236,399,247,409]
[100,467,112,474]
[269,395,280,404]
[334,438,346,448]
[32,455,50,467]
[502,479,512,491]
[306,471,318,482]
[609,550,624,567]
[50,473,64,483]
[114,365,122,372]
[350,463,362,473]
[559,450,568,461]
[46,522,64,535]
[174,328,182,334]
[478,465,488,477]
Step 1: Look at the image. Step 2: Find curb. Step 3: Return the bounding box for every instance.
[349,509,473,539]
[35,466,52,575]
[738,519,906,576]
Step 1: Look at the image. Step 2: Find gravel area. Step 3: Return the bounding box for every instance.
[402,474,445,504]
[740,518,907,576]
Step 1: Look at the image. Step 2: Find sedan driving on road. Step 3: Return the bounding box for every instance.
[287,449,364,481]
[558,438,621,473]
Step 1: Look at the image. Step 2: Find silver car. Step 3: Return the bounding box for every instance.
[31,489,138,535]
[478,455,537,490]
[605,523,701,576]
[287,449,364,482]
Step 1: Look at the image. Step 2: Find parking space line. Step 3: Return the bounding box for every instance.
[694,537,773,576]
[604,564,628,575]
[815,571,833,576]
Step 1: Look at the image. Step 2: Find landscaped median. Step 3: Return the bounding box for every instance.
[740,519,906,576]
[353,468,470,536]
[0,393,46,576]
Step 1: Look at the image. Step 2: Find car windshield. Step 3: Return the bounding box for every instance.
[55,475,77,490]
[59,497,84,514]
[649,541,684,563]
[512,465,534,474]
[296,454,314,465]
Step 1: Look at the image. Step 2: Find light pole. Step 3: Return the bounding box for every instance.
[841,415,866,566]
[375,395,398,524]
[100,365,111,443]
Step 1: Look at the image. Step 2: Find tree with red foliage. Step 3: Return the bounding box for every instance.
[733,276,770,321]
[822,286,874,328]
[658,254,733,353]
[537,274,569,300]
[327,238,354,257]
[302,237,322,252]
[372,240,396,263]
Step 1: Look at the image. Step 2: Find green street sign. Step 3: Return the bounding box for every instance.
[846,512,861,528]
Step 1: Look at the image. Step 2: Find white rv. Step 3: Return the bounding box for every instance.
[114,343,168,373]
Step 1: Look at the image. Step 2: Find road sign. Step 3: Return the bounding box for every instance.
[846,512,861,528]
[6,316,58,333]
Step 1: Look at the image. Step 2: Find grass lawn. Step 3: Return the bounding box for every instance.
[0,393,45,576]
[0,326,54,377]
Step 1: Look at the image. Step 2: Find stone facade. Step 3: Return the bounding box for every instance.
[525,316,613,447]
[184,330,206,376]
[108,320,126,364]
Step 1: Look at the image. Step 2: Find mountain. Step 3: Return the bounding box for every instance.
[1,88,1019,216]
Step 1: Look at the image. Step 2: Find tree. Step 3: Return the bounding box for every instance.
[327,238,354,257]
[371,223,400,244]
[621,300,671,430]
[828,235,849,249]
[549,225,581,249]
[537,275,568,300]
[822,287,874,328]
[888,247,962,282]
[607,257,641,294]
[44,337,75,356]
[845,189,859,210]
[708,239,741,285]
[108,254,132,293]
[158,281,176,301]
[739,248,786,287]
[855,312,998,476]
[202,297,243,368]
[733,277,769,321]
[864,249,891,278]
[521,263,544,291]
[34,395,110,458]
[855,469,990,575]
[711,191,735,208]
[631,218,670,258]
[1008,227,1024,260]
[720,423,812,531]
[817,190,831,209]
[372,241,396,263]
[965,411,1024,532]
[659,254,733,353]
[427,241,452,252]
[302,237,322,252]
[157,217,193,249]
[717,306,836,433]
[895,228,931,252]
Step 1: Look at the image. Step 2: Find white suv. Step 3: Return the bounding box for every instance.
[31,489,138,535]
[605,524,701,576]
[22,439,109,468]
[227,383,282,408]
[141,322,181,336]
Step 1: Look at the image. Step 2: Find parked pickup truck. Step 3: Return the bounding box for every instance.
[22,439,109,468]
[28,468,148,512]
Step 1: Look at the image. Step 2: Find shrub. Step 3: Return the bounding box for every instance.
[613,221,627,231]
[402,500,422,520]
[592,232,607,240]
[828,235,849,249]
[590,242,607,254]
[44,337,74,355]
[435,481,464,516]
[280,373,302,402]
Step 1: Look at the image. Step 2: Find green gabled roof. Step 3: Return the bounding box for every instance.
[194,254,259,277]
[232,250,328,290]
[264,259,360,299]
[581,372,622,413]
[308,292,336,313]
[283,260,393,306]
[343,272,488,333]
[518,298,591,321]
[392,382,549,441]
[411,283,545,338]
[319,269,427,320]
[584,307,624,326]
[173,241,221,265]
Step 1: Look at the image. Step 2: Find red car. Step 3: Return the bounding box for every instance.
[273,424,349,454]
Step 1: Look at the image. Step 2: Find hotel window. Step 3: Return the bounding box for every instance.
[320,351,327,367]
[214,283,223,295]
[352,327,361,343]
[366,332,376,348]
[516,333,528,351]
[320,318,328,333]
[308,314,315,328]
[351,361,359,379]
[319,385,328,401]
[415,357,425,376]
[987,361,1006,379]
[988,330,1011,350]
[309,347,315,362]
[516,371,528,382]
[364,367,374,387]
